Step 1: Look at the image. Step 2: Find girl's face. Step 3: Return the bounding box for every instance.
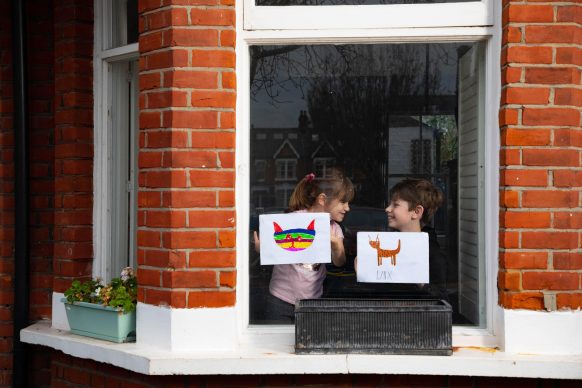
[385,198,421,232]
[325,197,350,223]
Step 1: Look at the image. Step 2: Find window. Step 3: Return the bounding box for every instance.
[94,0,139,281]
[242,0,499,344]
[255,160,267,182]
[275,159,297,181]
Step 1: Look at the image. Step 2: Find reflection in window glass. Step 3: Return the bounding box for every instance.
[256,0,477,6]
[108,0,138,49]
[249,43,484,327]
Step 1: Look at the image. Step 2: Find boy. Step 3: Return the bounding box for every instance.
[385,178,448,300]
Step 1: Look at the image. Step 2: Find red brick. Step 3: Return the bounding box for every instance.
[500,251,548,270]
[187,291,235,308]
[191,90,235,108]
[501,210,550,228]
[219,111,235,129]
[218,190,235,207]
[221,72,236,89]
[162,270,217,288]
[557,5,582,23]
[163,231,216,249]
[218,151,235,168]
[508,4,553,23]
[554,252,582,270]
[143,288,187,308]
[144,49,189,70]
[138,191,163,208]
[139,151,163,168]
[139,31,164,53]
[162,110,218,129]
[553,170,582,187]
[501,128,550,146]
[499,108,519,126]
[525,68,580,85]
[189,210,235,228]
[188,250,236,268]
[163,70,218,89]
[500,190,519,208]
[506,46,552,64]
[190,170,235,188]
[556,47,582,65]
[502,67,522,84]
[554,212,582,229]
[163,29,218,47]
[219,271,236,288]
[163,190,216,208]
[147,90,188,109]
[140,111,162,129]
[139,170,188,188]
[137,268,161,287]
[145,8,189,30]
[500,169,547,187]
[218,230,235,248]
[504,87,550,105]
[556,293,582,310]
[522,231,578,249]
[165,151,217,169]
[555,88,582,107]
[525,26,582,44]
[190,132,235,148]
[499,291,544,310]
[220,30,235,48]
[503,26,522,45]
[145,130,189,148]
[523,108,580,127]
[137,230,162,248]
[498,271,521,290]
[522,149,579,167]
[522,272,579,290]
[500,148,521,166]
[191,49,235,68]
[142,249,187,269]
[142,210,187,228]
[522,190,578,208]
[190,9,235,26]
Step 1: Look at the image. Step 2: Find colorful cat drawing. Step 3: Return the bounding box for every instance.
[273,220,316,252]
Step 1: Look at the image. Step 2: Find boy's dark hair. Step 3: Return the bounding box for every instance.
[389,178,444,225]
[289,168,355,211]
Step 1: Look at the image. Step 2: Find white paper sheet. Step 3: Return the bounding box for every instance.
[259,212,331,265]
[356,232,429,283]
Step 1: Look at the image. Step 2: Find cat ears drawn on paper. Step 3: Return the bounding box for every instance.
[273,220,316,252]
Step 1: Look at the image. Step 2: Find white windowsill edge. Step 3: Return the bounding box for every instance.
[21,321,582,378]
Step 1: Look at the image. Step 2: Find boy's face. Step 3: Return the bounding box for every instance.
[385,197,422,232]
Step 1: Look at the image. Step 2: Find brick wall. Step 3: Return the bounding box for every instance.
[0,1,14,385]
[137,0,237,308]
[499,1,582,310]
[52,0,94,293]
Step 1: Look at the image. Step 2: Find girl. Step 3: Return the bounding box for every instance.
[255,169,354,323]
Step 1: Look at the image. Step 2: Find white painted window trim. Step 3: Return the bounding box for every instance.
[244,1,493,31]
[93,0,139,281]
[236,0,501,348]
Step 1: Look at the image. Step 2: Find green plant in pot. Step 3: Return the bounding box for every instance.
[62,267,137,343]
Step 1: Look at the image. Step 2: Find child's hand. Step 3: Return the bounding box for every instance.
[253,231,260,253]
[330,233,346,267]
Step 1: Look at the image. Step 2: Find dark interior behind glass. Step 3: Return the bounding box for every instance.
[249,43,479,325]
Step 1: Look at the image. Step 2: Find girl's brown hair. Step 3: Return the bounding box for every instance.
[288,168,355,211]
[389,178,443,225]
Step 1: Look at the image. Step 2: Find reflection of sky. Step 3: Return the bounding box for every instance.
[250,43,470,129]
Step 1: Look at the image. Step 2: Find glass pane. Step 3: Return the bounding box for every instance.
[256,0,478,6]
[249,42,485,326]
[107,0,138,49]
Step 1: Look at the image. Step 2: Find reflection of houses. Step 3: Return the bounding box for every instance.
[251,114,338,209]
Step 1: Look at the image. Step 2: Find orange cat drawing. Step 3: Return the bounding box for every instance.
[368,235,401,266]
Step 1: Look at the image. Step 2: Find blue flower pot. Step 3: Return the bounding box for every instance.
[61,299,136,343]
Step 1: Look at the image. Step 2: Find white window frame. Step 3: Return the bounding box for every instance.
[93,0,139,281]
[244,0,493,31]
[237,0,501,348]
[313,157,335,179]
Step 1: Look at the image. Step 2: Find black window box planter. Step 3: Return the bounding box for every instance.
[295,299,452,356]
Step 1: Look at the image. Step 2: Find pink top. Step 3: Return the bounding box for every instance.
[269,214,344,305]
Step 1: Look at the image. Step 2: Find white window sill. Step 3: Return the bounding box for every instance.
[21,321,582,378]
